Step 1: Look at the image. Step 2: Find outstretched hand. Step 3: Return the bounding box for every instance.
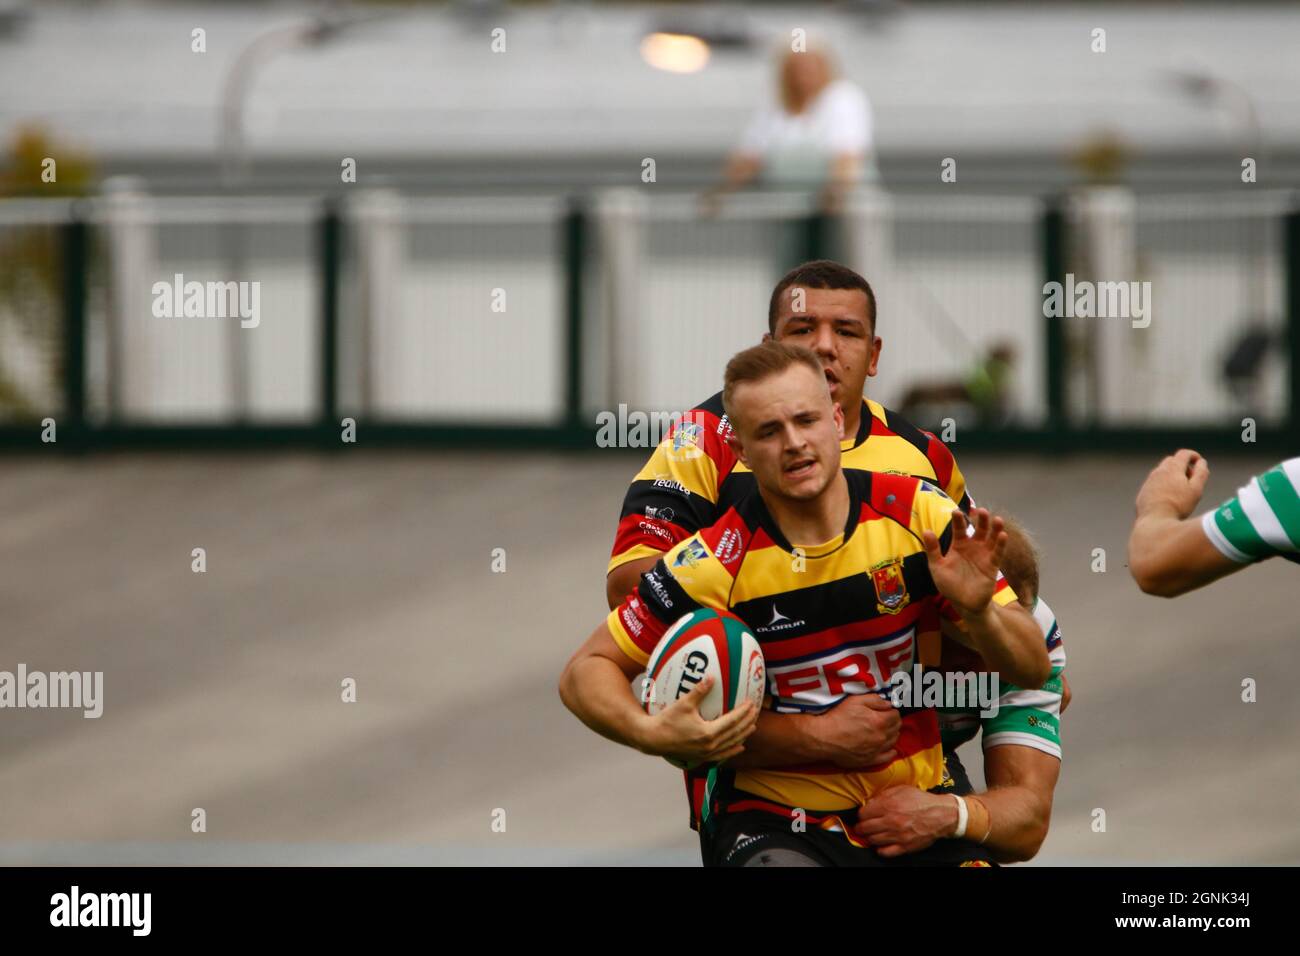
[921,508,1007,617]
[1135,449,1210,520]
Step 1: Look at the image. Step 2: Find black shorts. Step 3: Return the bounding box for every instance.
[704,808,997,866]
[700,746,992,868]
[941,745,978,796]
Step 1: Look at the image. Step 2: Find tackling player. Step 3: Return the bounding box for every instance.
[1129,449,1300,596]
[855,518,1064,862]
[561,342,1050,866]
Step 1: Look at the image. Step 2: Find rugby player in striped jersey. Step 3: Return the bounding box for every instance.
[560,342,1050,866]
[602,259,1071,838]
[1130,449,1300,596]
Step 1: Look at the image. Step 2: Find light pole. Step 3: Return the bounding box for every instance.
[219,15,357,190]
[216,11,385,418]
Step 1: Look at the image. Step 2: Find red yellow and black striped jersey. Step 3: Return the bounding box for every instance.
[607,468,1018,828]
[609,392,970,574]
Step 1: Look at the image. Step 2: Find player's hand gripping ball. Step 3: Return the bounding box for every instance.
[642,608,766,769]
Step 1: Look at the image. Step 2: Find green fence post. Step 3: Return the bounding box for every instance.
[61,211,88,449]
[1041,197,1067,442]
[1286,202,1300,449]
[320,202,341,445]
[563,200,586,434]
[801,210,833,266]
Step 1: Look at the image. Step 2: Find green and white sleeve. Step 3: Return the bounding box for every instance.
[981,597,1065,760]
[1200,458,1300,564]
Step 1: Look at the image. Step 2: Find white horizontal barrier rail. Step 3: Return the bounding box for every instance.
[396,196,568,224]
[1136,190,1294,220]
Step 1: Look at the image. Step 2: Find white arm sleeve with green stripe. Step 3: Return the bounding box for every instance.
[1200,458,1300,564]
[980,597,1064,760]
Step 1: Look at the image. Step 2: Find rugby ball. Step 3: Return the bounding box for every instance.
[643,608,766,769]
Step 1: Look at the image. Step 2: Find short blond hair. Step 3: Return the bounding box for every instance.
[722,341,825,426]
[996,513,1040,606]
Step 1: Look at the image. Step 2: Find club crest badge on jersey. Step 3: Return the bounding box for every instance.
[871,559,910,615]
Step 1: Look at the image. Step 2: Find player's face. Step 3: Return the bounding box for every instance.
[770,288,881,411]
[728,364,845,502]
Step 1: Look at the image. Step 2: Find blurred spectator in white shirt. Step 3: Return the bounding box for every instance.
[705,45,875,215]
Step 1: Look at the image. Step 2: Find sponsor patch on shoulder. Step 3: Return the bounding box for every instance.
[669,422,705,461]
[642,570,674,610]
[649,474,692,497]
[672,537,710,568]
[918,479,949,500]
[714,527,743,565]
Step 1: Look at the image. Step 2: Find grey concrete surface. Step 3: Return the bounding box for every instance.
[0,451,1295,865]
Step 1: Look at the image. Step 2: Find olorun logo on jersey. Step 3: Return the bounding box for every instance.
[756,604,806,634]
[870,558,910,615]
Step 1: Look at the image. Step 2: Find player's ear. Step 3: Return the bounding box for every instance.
[833,401,845,440]
[726,431,748,466]
[761,330,773,344]
[866,334,882,378]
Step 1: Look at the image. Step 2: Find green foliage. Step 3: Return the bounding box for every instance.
[0,127,98,418]
[0,126,95,197]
